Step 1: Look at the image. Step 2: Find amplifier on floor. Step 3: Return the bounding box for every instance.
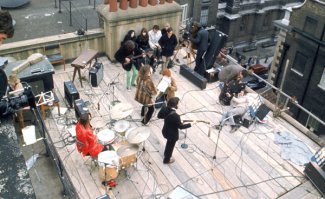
[205,67,219,83]
[64,81,80,108]
[255,104,270,121]
[74,99,89,119]
[180,64,207,89]
[304,147,325,196]
[89,62,104,87]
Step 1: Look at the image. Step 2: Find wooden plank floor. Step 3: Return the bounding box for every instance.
[44,57,323,199]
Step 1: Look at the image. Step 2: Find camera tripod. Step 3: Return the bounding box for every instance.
[172,39,196,67]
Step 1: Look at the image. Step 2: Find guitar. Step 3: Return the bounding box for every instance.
[183,120,210,124]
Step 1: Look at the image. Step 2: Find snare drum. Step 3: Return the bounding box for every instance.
[114,120,130,136]
[117,144,139,169]
[98,151,120,181]
[97,129,116,145]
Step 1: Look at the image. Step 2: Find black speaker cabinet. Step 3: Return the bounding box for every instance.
[304,161,325,196]
[64,81,80,108]
[180,64,207,89]
[255,104,270,120]
[89,62,104,87]
[74,99,89,119]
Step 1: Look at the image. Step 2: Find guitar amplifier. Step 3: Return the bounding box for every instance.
[74,99,89,119]
[304,147,325,196]
[180,64,207,89]
[64,81,80,108]
[205,68,219,83]
[89,62,104,87]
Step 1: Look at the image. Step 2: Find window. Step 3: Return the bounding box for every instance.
[319,67,325,88]
[306,116,320,134]
[200,9,209,26]
[303,16,317,36]
[180,4,188,26]
[292,51,307,75]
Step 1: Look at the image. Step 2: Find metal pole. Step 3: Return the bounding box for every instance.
[59,0,62,13]
[94,0,96,9]
[54,0,57,8]
[86,19,88,31]
[275,59,289,108]
[69,1,72,26]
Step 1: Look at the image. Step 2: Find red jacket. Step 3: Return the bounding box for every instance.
[76,122,104,157]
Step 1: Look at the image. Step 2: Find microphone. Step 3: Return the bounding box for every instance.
[208,126,211,137]
[97,102,100,110]
[108,81,119,86]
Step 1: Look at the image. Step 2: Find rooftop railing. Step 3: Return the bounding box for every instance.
[219,51,325,141]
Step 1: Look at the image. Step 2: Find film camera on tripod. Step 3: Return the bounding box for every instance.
[0,69,36,117]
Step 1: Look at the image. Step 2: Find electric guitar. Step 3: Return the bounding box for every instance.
[183,120,210,124]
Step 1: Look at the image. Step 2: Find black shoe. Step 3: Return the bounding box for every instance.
[230,125,239,133]
[163,158,175,164]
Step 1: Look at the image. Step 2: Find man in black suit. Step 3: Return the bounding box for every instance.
[158,97,193,164]
[191,21,209,76]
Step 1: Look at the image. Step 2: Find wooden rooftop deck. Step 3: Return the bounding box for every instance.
[44,56,323,199]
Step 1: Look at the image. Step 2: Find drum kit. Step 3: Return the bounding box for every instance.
[95,116,152,182]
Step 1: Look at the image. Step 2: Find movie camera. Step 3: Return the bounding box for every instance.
[0,69,36,117]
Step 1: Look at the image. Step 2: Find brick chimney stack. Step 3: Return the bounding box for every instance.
[109,0,117,12]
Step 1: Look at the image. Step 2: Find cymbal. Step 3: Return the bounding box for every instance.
[111,103,134,120]
[90,117,106,128]
[125,126,151,144]
[114,120,130,136]
[116,144,139,157]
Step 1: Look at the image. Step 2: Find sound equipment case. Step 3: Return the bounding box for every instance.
[180,64,207,89]
[64,81,80,108]
[89,62,104,87]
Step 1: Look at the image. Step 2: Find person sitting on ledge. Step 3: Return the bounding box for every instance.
[76,114,104,158]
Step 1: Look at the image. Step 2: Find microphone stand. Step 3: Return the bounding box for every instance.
[110,73,120,105]
[181,129,188,149]
[96,73,120,110]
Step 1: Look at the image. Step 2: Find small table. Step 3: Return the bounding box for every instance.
[71,49,98,87]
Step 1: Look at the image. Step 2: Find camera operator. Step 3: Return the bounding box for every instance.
[190,21,209,76]
[0,10,14,45]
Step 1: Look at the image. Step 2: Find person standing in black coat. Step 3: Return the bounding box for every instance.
[158,27,177,72]
[191,21,209,76]
[157,97,193,164]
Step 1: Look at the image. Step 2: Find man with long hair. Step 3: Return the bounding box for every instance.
[76,114,104,157]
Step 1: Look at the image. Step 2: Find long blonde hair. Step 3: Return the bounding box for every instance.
[137,65,151,80]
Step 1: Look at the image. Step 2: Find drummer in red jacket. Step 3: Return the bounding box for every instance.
[76,114,104,157]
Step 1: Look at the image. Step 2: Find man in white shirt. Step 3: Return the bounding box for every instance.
[148,25,162,59]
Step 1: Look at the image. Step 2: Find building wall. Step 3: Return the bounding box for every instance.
[176,0,303,47]
[97,2,182,59]
[277,0,325,134]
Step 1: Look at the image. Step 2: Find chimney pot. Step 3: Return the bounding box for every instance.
[130,0,137,8]
[166,0,173,3]
[109,0,117,12]
[120,0,128,10]
[160,0,165,4]
[139,0,148,7]
[149,0,157,6]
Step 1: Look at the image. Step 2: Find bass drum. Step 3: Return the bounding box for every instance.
[97,151,120,181]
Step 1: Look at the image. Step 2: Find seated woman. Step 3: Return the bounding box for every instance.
[136,28,150,51]
[216,90,249,133]
[76,114,104,157]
